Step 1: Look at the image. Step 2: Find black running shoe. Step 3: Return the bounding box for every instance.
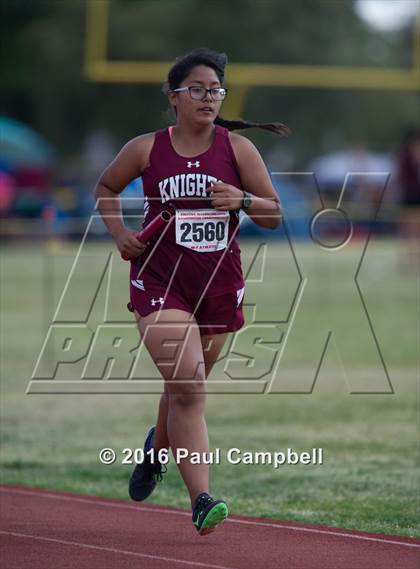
[128,426,166,501]
[192,492,229,536]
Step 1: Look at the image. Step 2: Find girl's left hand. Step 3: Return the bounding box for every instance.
[209,182,244,211]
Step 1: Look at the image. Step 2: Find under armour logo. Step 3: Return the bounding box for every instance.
[150,297,164,306]
[187,161,200,168]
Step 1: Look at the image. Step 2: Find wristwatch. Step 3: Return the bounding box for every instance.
[241,190,252,210]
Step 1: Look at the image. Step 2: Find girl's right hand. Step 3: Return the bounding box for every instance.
[115,228,148,260]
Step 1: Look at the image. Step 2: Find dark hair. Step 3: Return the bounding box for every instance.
[162,47,291,137]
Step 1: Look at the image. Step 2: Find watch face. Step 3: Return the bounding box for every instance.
[243,195,252,208]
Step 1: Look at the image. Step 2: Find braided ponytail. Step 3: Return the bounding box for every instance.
[164,47,291,138]
[214,116,291,137]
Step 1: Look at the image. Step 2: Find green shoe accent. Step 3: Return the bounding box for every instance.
[198,502,229,536]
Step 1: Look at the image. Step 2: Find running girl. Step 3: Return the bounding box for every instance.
[94,47,290,536]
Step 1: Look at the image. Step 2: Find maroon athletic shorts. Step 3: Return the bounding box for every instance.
[128,264,245,336]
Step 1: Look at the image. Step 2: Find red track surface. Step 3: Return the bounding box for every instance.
[0,485,419,569]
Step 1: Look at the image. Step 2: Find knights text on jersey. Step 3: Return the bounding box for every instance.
[135,125,245,298]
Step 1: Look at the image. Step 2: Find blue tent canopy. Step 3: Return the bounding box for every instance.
[0,116,56,168]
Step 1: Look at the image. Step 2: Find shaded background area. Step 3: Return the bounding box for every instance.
[0,0,419,237]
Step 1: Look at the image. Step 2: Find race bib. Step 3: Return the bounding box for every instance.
[175,209,229,252]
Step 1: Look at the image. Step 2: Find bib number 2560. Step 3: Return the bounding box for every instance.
[175,209,229,252]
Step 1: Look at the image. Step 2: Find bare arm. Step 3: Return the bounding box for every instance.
[230,133,283,229]
[209,134,283,229]
[94,133,155,259]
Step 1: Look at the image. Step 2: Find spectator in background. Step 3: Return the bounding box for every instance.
[396,128,420,267]
[0,169,15,217]
[82,129,116,189]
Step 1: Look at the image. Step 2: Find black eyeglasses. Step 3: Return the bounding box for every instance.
[171,86,228,101]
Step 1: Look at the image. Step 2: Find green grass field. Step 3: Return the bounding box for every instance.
[1,238,419,538]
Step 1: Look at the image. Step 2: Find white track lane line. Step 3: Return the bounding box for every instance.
[1,487,419,549]
[0,530,236,569]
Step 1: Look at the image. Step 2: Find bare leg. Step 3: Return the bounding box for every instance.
[150,331,228,451]
[153,385,170,451]
[135,309,227,506]
[200,332,229,379]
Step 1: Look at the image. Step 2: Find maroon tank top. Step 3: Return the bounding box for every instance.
[138,124,245,297]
